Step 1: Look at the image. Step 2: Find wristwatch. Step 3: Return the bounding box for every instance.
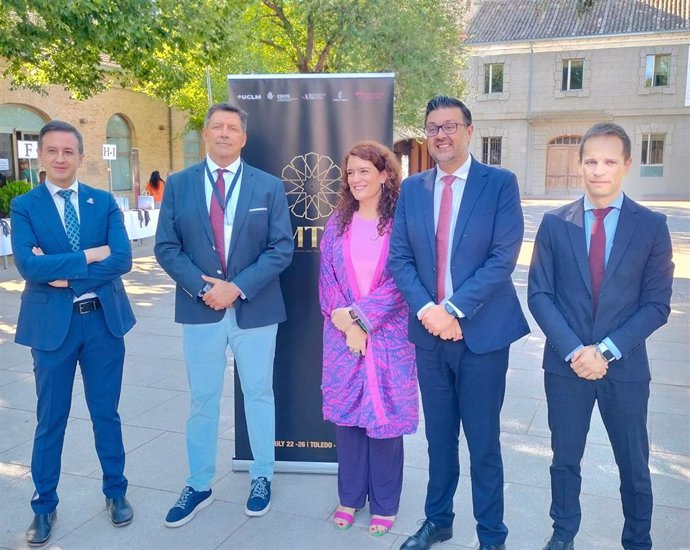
[597,342,616,363]
[444,302,459,317]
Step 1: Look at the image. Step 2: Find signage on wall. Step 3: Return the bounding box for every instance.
[18,141,38,159]
[102,144,117,160]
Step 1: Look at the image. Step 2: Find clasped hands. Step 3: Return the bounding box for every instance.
[32,245,111,288]
[199,275,242,311]
[421,304,463,341]
[570,345,608,380]
[331,307,367,357]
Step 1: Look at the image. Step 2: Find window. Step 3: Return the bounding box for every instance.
[645,54,670,87]
[183,131,201,168]
[106,114,132,191]
[562,59,584,91]
[482,137,502,166]
[640,133,664,177]
[484,63,504,94]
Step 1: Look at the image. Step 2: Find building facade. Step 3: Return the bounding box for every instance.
[463,0,689,199]
[0,67,202,198]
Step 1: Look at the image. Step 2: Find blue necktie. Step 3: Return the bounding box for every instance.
[57,189,80,251]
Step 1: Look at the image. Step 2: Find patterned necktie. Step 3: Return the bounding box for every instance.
[210,168,227,274]
[436,175,455,302]
[589,206,613,315]
[57,189,80,251]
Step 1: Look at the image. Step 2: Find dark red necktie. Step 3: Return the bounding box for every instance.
[436,175,455,302]
[211,168,227,275]
[589,207,613,315]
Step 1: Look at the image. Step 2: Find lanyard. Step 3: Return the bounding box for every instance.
[205,162,243,213]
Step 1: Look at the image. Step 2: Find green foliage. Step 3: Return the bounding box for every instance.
[0,0,466,130]
[0,181,32,217]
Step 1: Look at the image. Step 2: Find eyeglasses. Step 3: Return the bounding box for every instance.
[423,122,470,137]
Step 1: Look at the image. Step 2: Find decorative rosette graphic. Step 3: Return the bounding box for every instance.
[282,153,341,221]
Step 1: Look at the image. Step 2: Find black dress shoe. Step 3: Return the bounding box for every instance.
[26,511,57,547]
[542,536,574,550]
[106,496,133,526]
[478,544,506,550]
[400,520,453,549]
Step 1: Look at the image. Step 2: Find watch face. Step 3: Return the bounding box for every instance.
[444,303,456,316]
[601,349,615,362]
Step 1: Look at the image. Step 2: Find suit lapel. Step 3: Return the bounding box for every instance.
[34,184,72,249]
[602,196,638,290]
[451,158,487,254]
[421,169,437,261]
[193,163,215,246]
[565,198,592,293]
[77,183,96,247]
[228,162,253,260]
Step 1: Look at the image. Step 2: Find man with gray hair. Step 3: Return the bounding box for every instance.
[528,122,674,550]
[155,103,293,526]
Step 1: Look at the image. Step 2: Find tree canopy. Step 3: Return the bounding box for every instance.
[1,0,466,129]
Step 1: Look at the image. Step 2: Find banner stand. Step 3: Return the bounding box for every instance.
[233,460,336,475]
[228,73,395,474]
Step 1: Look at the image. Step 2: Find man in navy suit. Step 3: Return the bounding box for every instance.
[155,103,293,526]
[389,96,529,550]
[11,120,136,546]
[528,123,674,550]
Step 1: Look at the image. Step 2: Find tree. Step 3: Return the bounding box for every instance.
[1,0,466,129]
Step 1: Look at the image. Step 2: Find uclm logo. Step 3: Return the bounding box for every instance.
[236,94,262,100]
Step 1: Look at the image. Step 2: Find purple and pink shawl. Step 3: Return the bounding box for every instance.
[319,215,418,439]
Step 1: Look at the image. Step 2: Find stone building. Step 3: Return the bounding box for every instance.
[463,0,690,198]
[0,66,202,197]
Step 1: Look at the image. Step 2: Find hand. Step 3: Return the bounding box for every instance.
[345,324,367,357]
[84,245,111,264]
[32,248,69,287]
[331,307,354,333]
[570,345,608,380]
[439,319,463,341]
[201,275,242,310]
[420,304,456,337]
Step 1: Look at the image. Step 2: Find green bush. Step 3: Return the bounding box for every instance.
[0,181,32,218]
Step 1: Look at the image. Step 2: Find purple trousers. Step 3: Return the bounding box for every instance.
[335,425,404,516]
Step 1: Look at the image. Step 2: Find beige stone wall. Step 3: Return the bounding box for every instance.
[465,33,690,199]
[0,76,199,199]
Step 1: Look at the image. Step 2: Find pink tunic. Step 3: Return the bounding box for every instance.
[319,214,418,439]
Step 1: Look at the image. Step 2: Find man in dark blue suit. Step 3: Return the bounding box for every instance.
[528,123,674,550]
[11,121,136,546]
[389,96,529,550]
[155,103,293,527]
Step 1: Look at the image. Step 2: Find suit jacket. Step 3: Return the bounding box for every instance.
[11,183,135,351]
[528,195,674,382]
[154,160,294,328]
[389,157,529,353]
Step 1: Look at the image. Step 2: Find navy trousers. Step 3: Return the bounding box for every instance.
[30,307,128,514]
[416,340,509,546]
[545,372,652,550]
[335,426,404,516]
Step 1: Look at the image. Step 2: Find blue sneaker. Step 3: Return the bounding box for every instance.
[244,477,271,516]
[164,486,214,527]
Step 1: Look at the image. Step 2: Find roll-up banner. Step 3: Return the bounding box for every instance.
[228,73,394,473]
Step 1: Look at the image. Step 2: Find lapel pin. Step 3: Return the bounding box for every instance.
[86,197,94,204]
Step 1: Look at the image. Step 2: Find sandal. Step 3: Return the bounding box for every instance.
[369,515,395,536]
[333,507,356,530]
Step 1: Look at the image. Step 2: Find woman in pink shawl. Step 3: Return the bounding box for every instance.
[319,141,417,537]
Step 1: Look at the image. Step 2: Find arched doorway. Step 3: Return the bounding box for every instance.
[546,135,582,194]
[0,105,47,184]
[106,114,133,191]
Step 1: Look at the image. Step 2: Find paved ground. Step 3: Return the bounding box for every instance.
[0,200,688,550]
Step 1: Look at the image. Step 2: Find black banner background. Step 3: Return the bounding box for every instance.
[228,74,394,471]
